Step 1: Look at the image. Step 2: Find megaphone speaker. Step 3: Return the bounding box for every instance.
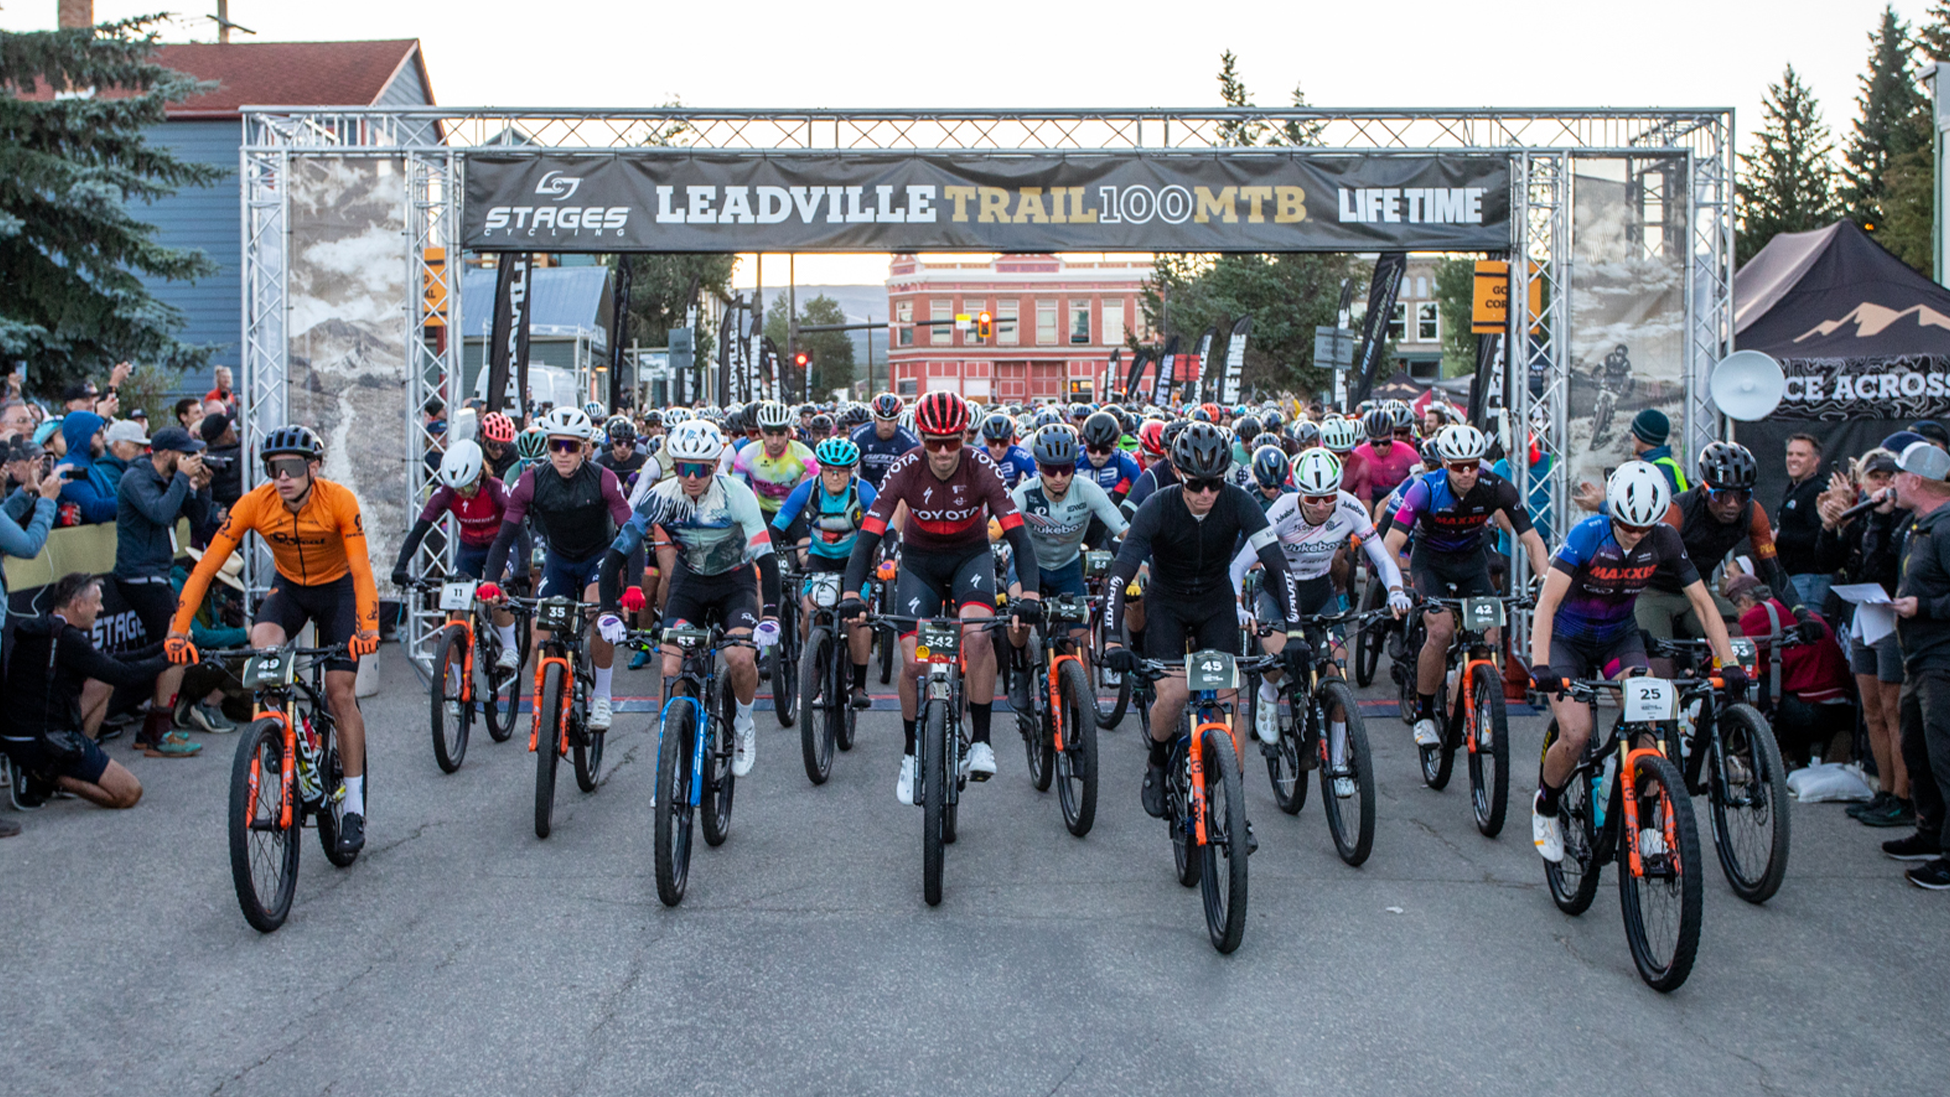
[1709,350,1785,422]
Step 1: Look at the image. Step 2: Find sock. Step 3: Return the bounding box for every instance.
[1258,678,1281,704]
[903,717,917,755]
[970,702,992,744]
[1416,692,1436,721]
[1536,779,1562,817]
[852,662,867,689]
[736,698,754,728]
[141,709,171,742]
[496,622,517,651]
[594,664,613,702]
[1329,720,1348,768]
[344,775,365,816]
[1147,736,1169,767]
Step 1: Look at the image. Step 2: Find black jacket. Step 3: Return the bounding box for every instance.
[1775,474,1825,575]
[1897,503,1950,674]
[0,614,170,740]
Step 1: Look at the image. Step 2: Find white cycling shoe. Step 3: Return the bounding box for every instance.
[732,715,755,777]
[965,741,997,781]
[496,645,520,672]
[1412,718,1440,747]
[588,696,613,733]
[1533,793,1565,863]
[896,754,916,805]
[1255,692,1281,745]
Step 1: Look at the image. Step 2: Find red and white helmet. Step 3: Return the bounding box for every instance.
[913,391,971,437]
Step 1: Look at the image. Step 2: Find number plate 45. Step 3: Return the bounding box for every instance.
[1622,677,1678,722]
[1187,650,1237,692]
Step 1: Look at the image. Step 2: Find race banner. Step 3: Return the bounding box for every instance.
[1153,335,1180,405]
[609,257,631,410]
[1351,252,1407,405]
[485,252,533,413]
[1770,355,1950,419]
[1188,327,1216,403]
[1220,317,1252,405]
[463,152,1512,253]
[1123,348,1153,403]
[1101,348,1121,404]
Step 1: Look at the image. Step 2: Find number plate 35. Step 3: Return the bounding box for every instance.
[535,597,578,632]
[1622,677,1678,722]
[1460,597,1505,631]
[1187,650,1237,692]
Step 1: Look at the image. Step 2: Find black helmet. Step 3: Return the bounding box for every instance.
[723,407,747,433]
[642,409,664,427]
[809,413,833,433]
[1292,421,1321,449]
[1263,409,1286,433]
[1068,402,1093,422]
[1251,432,1282,453]
[1696,440,1758,490]
[1161,419,1191,450]
[1251,444,1289,490]
[979,411,1016,443]
[1031,424,1079,466]
[840,403,871,428]
[1080,411,1122,450]
[1419,439,1442,466]
[1189,405,1213,423]
[1363,408,1394,440]
[798,403,816,417]
[1234,415,1262,443]
[1171,421,1232,480]
[260,425,323,462]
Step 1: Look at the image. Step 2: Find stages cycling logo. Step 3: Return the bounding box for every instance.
[536,171,583,199]
[480,169,629,239]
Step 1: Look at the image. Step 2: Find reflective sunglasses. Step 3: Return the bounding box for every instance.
[922,435,963,453]
[1707,486,1751,503]
[675,461,716,479]
[1615,519,1656,535]
[1086,444,1116,457]
[1183,477,1225,494]
[1038,463,1074,478]
[1301,493,1337,506]
[264,456,309,481]
[1446,461,1480,474]
[548,437,584,454]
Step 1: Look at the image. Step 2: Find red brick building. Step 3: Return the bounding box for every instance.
[884,254,1152,403]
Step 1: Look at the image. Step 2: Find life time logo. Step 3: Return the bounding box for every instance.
[1336,187,1487,224]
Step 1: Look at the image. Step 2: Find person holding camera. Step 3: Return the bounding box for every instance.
[115,426,213,757]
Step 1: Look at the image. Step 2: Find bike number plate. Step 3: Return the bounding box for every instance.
[241,649,296,690]
[535,597,578,633]
[805,574,841,608]
[1728,637,1757,669]
[1622,677,1678,722]
[916,620,960,664]
[662,625,710,649]
[1187,649,1237,692]
[1460,597,1504,631]
[1082,550,1113,579]
[438,581,479,612]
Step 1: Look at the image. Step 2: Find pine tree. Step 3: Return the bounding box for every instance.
[1215,50,1263,147]
[1920,0,1950,60]
[1840,6,1931,234]
[1736,64,1841,265]
[1271,82,1325,148]
[0,17,223,394]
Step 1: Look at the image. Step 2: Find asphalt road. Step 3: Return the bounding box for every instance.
[5,645,1946,1097]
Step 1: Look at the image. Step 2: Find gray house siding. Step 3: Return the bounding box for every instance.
[136,118,241,395]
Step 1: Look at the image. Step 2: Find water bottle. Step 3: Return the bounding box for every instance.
[1678,699,1701,759]
[1593,753,1617,829]
[296,714,324,804]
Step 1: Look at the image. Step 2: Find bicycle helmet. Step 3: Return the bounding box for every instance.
[979,411,1016,444]
[756,401,794,430]
[1170,421,1232,480]
[1234,415,1263,443]
[1386,400,1416,432]
[722,407,747,434]
[871,392,904,421]
[809,413,834,435]
[1607,460,1672,526]
[1292,420,1321,449]
[1033,406,1063,429]
[437,440,484,489]
[260,424,323,462]
[913,391,970,437]
[1030,424,1079,466]
[1291,448,1342,495]
[664,420,726,463]
[582,400,607,421]
[798,403,816,418]
[815,436,860,467]
[605,416,635,446]
[642,409,664,428]
[1696,440,1758,490]
[839,403,870,429]
[1080,411,1122,450]
[1251,444,1290,490]
[1363,408,1394,440]
[1137,419,1167,458]
[480,411,515,444]
[539,405,594,440]
[516,429,547,463]
[1251,432,1283,453]
[1418,438,1442,467]
[1433,423,1489,462]
[1189,405,1213,423]
[1319,416,1362,454]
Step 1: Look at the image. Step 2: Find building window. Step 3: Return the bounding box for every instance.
[897,377,917,397]
[1416,302,1439,342]
[1069,300,1090,345]
[931,300,951,346]
[1386,302,1407,343]
[1036,300,1057,346]
[896,300,913,348]
[964,298,985,346]
[997,299,1019,345]
[1101,301,1124,347]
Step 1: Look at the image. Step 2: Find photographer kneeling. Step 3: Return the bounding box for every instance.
[1,573,166,810]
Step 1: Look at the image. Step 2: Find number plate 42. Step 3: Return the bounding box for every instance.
[1622,677,1678,722]
[1460,597,1505,631]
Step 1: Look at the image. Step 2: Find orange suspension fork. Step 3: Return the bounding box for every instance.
[529,654,571,752]
[1048,651,1079,752]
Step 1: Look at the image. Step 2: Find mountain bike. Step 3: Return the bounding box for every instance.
[409,576,529,773]
[798,572,860,785]
[513,595,603,838]
[769,558,801,728]
[1086,550,1133,728]
[1258,608,1385,866]
[1014,592,1099,836]
[639,621,750,906]
[1541,675,1705,992]
[871,553,899,685]
[214,642,361,933]
[1130,650,1275,954]
[1397,592,1524,837]
[1351,551,1395,688]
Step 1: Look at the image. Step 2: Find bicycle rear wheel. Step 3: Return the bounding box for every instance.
[1467,663,1510,837]
[1170,733,1201,889]
[534,661,565,839]
[316,732,362,868]
[1419,680,1456,790]
[430,626,471,773]
[922,699,947,906]
[1197,727,1249,954]
[572,714,604,792]
[228,718,300,933]
[1266,686,1308,815]
[1353,581,1384,688]
[877,621,895,684]
[1093,613,1132,730]
[1318,680,1375,866]
[1542,721,1602,915]
[1617,753,1704,992]
[772,611,798,727]
[653,697,696,906]
[1022,658,1054,792]
[800,626,836,785]
[701,684,736,846]
[1055,659,1097,837]
[1708,703,1791,904]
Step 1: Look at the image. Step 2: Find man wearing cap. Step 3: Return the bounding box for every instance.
[92,418,147,499]
[1910,421,1950,451]
[61,382,98,414]
[1887,440,1950,888]
[1631,409,1688,496]
[113,425,214,756]
[199,412,242,510]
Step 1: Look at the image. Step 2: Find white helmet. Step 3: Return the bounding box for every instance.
[582,400,607,421]
[1433,423,1488,463]
[1319,416,1362,454]
[666,407,692,424]
[1290,448,1343,495]
[664,420,726,463]
[437,440,484,489]
[539,405,594,440]
[1607,460,1672,526]
[755,401,794,429]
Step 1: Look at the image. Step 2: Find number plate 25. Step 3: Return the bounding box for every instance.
[1187,649,1237,692]
[1460,597,1505,631]
[1622,677,1678,722]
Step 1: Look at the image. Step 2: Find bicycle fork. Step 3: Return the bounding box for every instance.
[1620,739,1682,879]
[529,654,572,755]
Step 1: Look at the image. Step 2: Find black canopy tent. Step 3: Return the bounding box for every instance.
[1731,220,1950,506]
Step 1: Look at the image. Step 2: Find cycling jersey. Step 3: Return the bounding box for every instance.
[485,461,631,579]
[414,477,509,547]
[1390,466,1531,556]
[172,478,378,639]
[596,448,649,496]
[849,421,920,488]
[1340,448,1371,500]
[1074,449,1141,499]
[1231,489,1403,589]
[1354,440,1420,502]
[772,477,879,562]
[1550,514,1699,642]
[616,473,774,577]
[733,439,819,516]
[1122,457,1178,516]
[1654,488,1788,595]
[983,444,1035,489]
[845,448,1036,597]
[1251,485,1294,514]
[1107,483,1296,639]
[1009,476,1128,573]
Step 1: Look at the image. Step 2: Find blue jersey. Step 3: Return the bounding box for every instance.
[1549,514,1698,642]
[985,444,1035,489]
[850,421,919,489]
[771,477,878,561]
[1390,466,1529,556]
[1075,450,1141,498]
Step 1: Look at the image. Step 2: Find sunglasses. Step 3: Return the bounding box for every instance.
[548,437,583,454]
[1707,487,1751,502]
[1446,461,1480,473]
[1183,477,1225,494]
[1615,520,1656,535]
[1086,445,1117,457]
[264,456,309,481]
[1039,464,1074,477]
[1301,493,1337,506]
[922,435,963,453]
[675,461,715,479]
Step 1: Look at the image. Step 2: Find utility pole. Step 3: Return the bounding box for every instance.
[865,313,873,398]
[787,254,798,397]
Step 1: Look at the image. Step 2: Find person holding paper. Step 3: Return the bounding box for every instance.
[1885,441,1950,888]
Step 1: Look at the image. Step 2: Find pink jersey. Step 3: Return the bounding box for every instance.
[1355,440,1421,502]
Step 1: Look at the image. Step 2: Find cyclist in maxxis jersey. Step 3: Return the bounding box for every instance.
[1529,462,1744,863]
[1076,412,1142,505]
[1382,424,1551,750]
[838,391,1041,802]
[391,441,522,671]
[597,420,781,776]
[481,407,632,732]
[850,393,919,490]
[166,425,380,856]
[1005,424,1129,695]
[772,435,879,710]
[1233,449,1411,761]
[979,412,1036,490]
[1101,422,1307,826]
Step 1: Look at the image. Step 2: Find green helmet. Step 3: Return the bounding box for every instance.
[516,428,548,462]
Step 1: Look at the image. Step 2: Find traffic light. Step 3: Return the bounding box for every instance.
[794,350,810,375]
[976,311,993,340]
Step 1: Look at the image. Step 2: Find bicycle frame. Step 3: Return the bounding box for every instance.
[1565,681,1686,881]
[1041,597,1091,754]
[657,629,727,811]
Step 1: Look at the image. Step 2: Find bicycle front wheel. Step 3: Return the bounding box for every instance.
[1709,703,1791,904]
[1197,727,1249,954]
[1266,686,1308,815]
[1022,659,1054,793]
[772,618,798,727]
[430,625,471,773]
[1318,679,1375,867]
[572,716,604,793]
[1467,663,1510,837]
[1353,582,1384,687]
[1055,659,1098,836]
[1617,753,1704,992]
[653,697,697,906]
[1093,616,1132,731]
[800,626,836,785]
[534,661,566,839]
[922,700,947,906]
[1419,681,1456,790]
[229,718,300,933]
